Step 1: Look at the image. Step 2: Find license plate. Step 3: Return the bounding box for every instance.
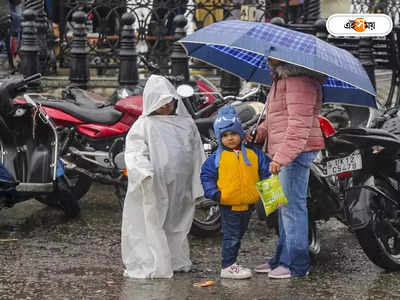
[326,152,362,176]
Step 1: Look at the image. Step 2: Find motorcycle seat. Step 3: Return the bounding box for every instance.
[338,127,399,140]
[39,100,123,124]
[66,88,108,109]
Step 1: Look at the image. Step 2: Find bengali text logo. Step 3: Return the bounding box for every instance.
[327,14,392,37]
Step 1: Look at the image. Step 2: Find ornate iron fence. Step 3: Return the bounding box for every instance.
[54,0,310,73]
[46,0,400,74]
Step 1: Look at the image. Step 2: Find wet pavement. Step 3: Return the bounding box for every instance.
[1,184,400,300]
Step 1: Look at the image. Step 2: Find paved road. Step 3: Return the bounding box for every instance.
[1,184,400,300]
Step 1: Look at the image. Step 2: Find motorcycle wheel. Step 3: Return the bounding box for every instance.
[38,176,80,218]
[355,181,400,270]
[115,177,127,210]
[190,197,221,237]
[63,168,92,201]
[355,221,400,270]
[308,221,320,255]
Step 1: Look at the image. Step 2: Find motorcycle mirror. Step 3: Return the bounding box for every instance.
[177,84,194,98]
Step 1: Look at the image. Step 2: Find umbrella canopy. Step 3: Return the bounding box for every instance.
[179,20,377,108]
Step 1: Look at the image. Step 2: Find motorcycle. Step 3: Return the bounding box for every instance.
[264,114,400,270]
[13,74,219,207]
[0,74,80,218]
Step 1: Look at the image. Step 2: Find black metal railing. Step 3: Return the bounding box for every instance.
[53,0,302,73]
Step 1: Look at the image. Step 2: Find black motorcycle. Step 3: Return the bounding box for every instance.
[0,74,80,218]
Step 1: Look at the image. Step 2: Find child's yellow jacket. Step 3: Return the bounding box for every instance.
[201,146,271,211]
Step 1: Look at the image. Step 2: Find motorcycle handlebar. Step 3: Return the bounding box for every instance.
[139,57,185,85]
[191,95,230,119]
[15,73,42,90]
[0,74,42,113]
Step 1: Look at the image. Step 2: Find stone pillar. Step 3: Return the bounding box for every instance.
[358,37,376,89]
[303,0,321,24]
[69,10,90,88]
[314,18,328,41]
[20,9,40,88]
[170,15,189,82]
[118,13,138,88]
[24,0,49,75]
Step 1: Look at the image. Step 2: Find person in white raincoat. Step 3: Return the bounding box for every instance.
[121,75,206,279]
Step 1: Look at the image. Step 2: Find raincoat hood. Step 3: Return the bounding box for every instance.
[142,75,190,117]
[272,61,327,85]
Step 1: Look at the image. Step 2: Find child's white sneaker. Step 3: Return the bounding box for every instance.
[220,263,252,279]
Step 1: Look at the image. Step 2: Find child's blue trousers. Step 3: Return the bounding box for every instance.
[220,205,253,268]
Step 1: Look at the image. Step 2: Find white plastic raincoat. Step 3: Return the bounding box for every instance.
[121,75,206,279]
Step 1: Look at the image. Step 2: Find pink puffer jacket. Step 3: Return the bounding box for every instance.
[258,65,325,166]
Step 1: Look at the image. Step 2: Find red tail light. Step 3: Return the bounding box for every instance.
[338,172,352,179]
[318,115,336,138]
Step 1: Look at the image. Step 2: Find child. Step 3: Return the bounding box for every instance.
[200,105,271,279]
[121,75,206,279]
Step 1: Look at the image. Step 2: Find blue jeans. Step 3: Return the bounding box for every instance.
[9,2,22,39]
[220,205,253,268]
[269,151,318,276]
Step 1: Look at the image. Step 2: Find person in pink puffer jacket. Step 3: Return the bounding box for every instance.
[248,58,325,279]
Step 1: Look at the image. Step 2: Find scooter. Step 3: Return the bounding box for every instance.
[0,74,80,218]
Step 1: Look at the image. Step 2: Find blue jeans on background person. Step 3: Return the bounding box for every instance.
[9,2,22,40]
[220,205,253,268]
[268,151,318,277]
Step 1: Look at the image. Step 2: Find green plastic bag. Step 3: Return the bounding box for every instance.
[255,175,288,216]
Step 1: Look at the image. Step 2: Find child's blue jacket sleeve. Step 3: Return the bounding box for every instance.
[253,147,271,180]
[200,152,219,200]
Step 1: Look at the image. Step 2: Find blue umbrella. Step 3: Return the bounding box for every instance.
[179,20,377,108]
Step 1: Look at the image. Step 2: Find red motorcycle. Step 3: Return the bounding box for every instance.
[13,75,218,207]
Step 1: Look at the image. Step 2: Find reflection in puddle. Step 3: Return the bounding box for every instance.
[120,279,192,300]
